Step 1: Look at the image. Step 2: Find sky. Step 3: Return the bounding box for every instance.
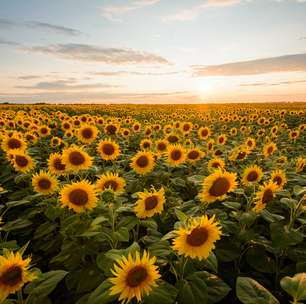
[0,0,306,104]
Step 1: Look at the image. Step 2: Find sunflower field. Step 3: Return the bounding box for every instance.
[0,103,305,304]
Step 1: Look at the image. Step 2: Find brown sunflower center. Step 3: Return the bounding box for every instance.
[0,266,22,286]
[262,189,273,204]
[106,125,117,134]
[53,158,66,171]
[103,180,118,191]
[145,195,158,210]
[82,128,93,139]
[219,137,224,143]
[237,151,246,160]
[134,125,140,130]
[267,146,273,154]
[168,135,178,143]
[157,143,166,151]
[212,162,220,168]
[102,143,115,155]
[8,138,22,149]
[68,189,89,206]
[136,155,149,168]
[273,176,282,186]
[69,151,85,165]
[201,129,208,137]
[183,124,190,131]
[171,150,182,161]
[126,266,148,287]
[15,155,28,167]
[143,142,150,148]
[41,128,48,134]
[209,177,230,196]
[188,150,200,160]
[247,171,258,182]
[186,227,208,247]
[38,178,51,190]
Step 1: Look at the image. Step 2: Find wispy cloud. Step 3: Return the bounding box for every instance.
[0,18,82,36]
[23,43,170,65]
[192,52,306,76]
[163,0,243,22]
[101,0,160,21]
[240,79,306,87]
[92,70,183,76]
[15,80,121,91]
[0,38,20,47]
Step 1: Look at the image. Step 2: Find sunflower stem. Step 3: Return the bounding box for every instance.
[17,289,24,304]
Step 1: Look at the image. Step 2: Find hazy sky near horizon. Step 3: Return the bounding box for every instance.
[1,0,306,103]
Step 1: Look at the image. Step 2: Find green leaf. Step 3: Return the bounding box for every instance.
[175,209,188,223]
[86,280,116,304]
[113,227,130,242]
[236,277,279,304]
[2,218,32,231]
[6,199,30,208]
[179,271,208,304]
[25,270,68,304]
[246,247,276,273]
[270,223,304,248]
[293,185,306,196]
[280,273,306,302]
[143,281,178,304]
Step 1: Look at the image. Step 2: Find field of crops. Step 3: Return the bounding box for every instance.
[0,103,305,304]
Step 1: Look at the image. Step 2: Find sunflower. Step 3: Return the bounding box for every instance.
[207,139,215,152]
[134,187,165,219]
[245,137,256,150]
[263,142,277,158]
[165,144,186,166]
[289,129,300,140]
[242,165,263,186]
[186,147,204,163]
[1,134,27,154]
[207,158,225,172]
[253,182,278,212]
[32,171,58,195]
[0,250,37,302]
[229,145,251,162]
[50,136,62,148]
[48,152,66,175]
[62,146,92,172]
[198,127,211,140]
[38,125,51,137]
[270,170,287,189]
[296,157,306,173]
[199,169,237,203]
[172,215,222,260]
[217,134,227,145]
[109,251,160,303]
[104,123,119,135]
[155,139,168,156]
[77,124,99,144]
[96,172,125,195]
[12,153,34,173]
[130,151,155,175]
[140,139,152,150]
[60,180,97,213]
[97,139,120,161]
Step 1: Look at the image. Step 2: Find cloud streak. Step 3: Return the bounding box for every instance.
[0,18,82,36]
[0,38,20,47]
[240,79,306,87]
[163,0,242,22]
[92,70,183,76]
[101,0,161,21]
[23,43,170,65]
[192,52,306,76]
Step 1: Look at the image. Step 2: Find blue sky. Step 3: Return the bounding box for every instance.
[1,0,306,103]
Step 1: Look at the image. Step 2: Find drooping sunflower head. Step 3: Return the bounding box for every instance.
[296,157,306,173]
[12,153,34,173]
[77,124,99,144]
[32,171,58,195]
[130,151,155,175]
[172,215,222,260]
[134,187,165,219]
[229,145,251,162]
[60,180,97,213]
[95,172,125,195]
[165,144,186,166]
[207,157,225,172]
[0,250,37,302]
[109,250,160,303]
[199,169,237,204]
[48,152,66,175]
[253,181,279,213]
[186,147,204,163]
[270,170,287,189]
[62,146,93,172]
[97,139,120,161]
[242,165,263,186]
